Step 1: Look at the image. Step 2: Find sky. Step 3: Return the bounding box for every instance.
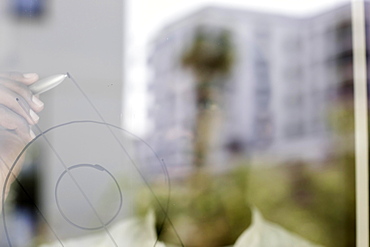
[123,0,351,135]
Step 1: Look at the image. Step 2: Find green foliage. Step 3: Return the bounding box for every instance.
[135,153,355,247]
[234,208,322,247]
[246,156,355,247]
[327,105,355,134]
[135,168,252,247]
[182,27,234,107]
[182,28,234,83]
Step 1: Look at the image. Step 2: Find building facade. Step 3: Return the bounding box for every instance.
[138,3,368,177]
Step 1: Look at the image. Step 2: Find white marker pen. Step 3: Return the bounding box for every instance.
[29,74,68,95]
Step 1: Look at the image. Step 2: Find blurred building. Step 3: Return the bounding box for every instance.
[138,2,369,177]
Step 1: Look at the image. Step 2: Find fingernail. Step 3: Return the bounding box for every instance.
[29,129,36,139]
[32,95,44,108]
[29,109,39,123]
[23,73,38,79]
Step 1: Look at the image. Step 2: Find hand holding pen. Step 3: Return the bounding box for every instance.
[0,72,67,204]
[0,72,67,143]
[0,72,43,202]
[0,72,44,143]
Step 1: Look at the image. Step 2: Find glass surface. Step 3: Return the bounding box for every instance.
[0,0,367,247]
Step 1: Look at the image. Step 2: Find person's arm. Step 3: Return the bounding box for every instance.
[0,72,44,205]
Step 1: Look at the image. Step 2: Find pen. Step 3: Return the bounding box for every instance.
[0,74,68,132]
[29,74,68,95]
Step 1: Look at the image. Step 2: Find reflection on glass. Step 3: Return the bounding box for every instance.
[0,1,364,247]
[136,2,358,247]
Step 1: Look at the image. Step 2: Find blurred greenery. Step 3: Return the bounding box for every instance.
[136,150,355,247]
[182,27,234,93]
[136,168,252,247]
[246,155,355,247]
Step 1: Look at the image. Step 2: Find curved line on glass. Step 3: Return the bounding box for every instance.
[1,120,183,247]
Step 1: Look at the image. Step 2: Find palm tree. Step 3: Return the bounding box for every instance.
[182,27,234,169]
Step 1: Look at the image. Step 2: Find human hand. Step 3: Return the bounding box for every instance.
[0,72,44,142]
[0,72,45,203]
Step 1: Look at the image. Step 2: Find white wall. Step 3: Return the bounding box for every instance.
[0,0,132,240]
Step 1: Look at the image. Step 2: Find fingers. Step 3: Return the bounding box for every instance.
[0,76,44,113]
[0,72,39,86]
[0,85,40,125]
[0,72,44,143]
[0,72,43,144]
[0,105,35,143]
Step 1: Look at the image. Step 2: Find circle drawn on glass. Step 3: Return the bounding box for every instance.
[2,121,174,246]
[55,163,123,231]
[2,72,183,247]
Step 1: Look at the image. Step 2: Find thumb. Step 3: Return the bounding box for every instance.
[0,72,39,85]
